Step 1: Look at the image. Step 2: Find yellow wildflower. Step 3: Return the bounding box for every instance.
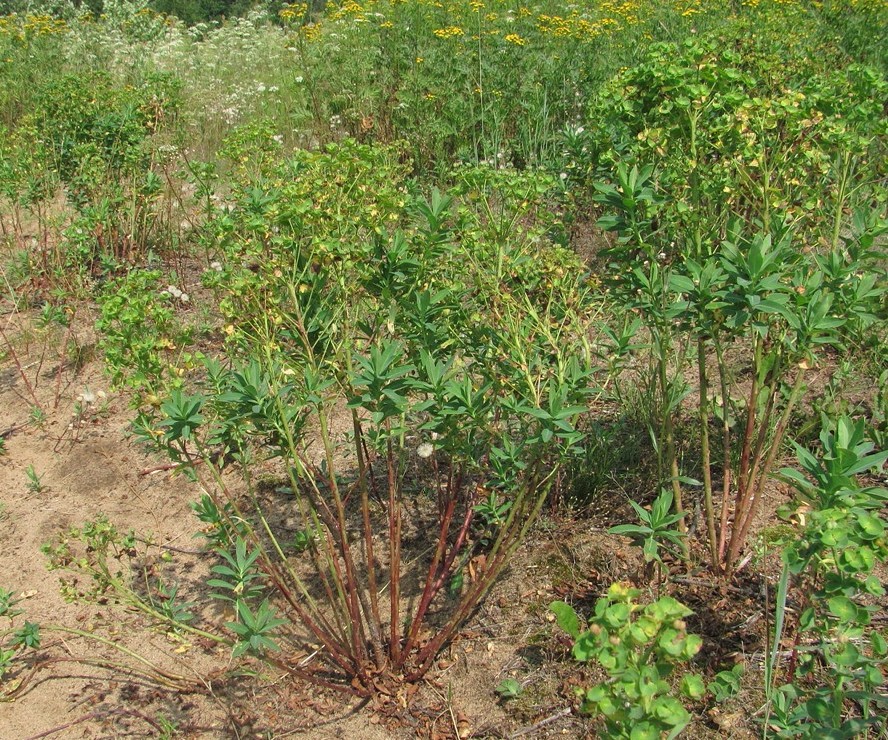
[433,26,465,38]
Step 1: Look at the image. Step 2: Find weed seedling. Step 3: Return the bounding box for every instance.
[156,714,180,740]
[495,677,523,700]
[25,465,45,494]
[0,586,22,618]
[28,406,46,429]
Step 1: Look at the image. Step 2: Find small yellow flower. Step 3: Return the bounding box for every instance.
[504,33,526,45]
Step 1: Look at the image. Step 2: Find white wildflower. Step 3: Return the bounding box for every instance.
[417,443,435,459]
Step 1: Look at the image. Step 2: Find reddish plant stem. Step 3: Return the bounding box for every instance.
[292,456,354,639]
[726,360,780,569]
[731,337,762,558]
[309,449,369,668]
[743,354,782,509]
[263,563,360,679]
[430,500,476,595]
[406,487,532,681]
[353,412,384,667]
[192,453,356,676]
[715,338,733,564]
[0,324,43,410]
[728,367,806,568]
[407,465,551,680]
[53,314,76,409]
[386,435,402,664]
[397,470,463,668]
[697,339,718,567]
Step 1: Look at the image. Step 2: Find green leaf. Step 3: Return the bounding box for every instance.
[630,723,660,740]
[681,674,706,699]
[828,596,859,623]
[495,678,522,699]
[833,641,861,667]
[573,632,597,663]
[608,524,653,537]
[550,601,582,639]
[709,664,744,702]
[856,512,885,539]
[604,602,631,627]
[807,697,839,724]
[653,695,689,726]
[669,274,696,294]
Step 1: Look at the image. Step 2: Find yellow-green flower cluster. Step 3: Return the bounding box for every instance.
[279,2,309,22]
[0,13,68,43]
[432,25,465,38]
[845,0,888,8]
[537,13,621,40]
[329,0,378,21]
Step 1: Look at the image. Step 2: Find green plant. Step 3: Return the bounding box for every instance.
[191,493,247,550]
[226,600,288,659]
[0,587,22,619]
[291,526,319,554]
[28,405,46,429]
[608,488,687,580]
[0,591,40,691]
[0,646,15,684]
[551,584,704,739]
[125,149,601,695]
[591,164,885,578]
[708,663,744,704]
[495,677,523,700]
[11,621,40,650]
[473,490,513,547]
[591,162,692,547]
[155,713,180,740]
[96,270,196,400]
[42,516,224,648]
[207,538,266,612]
[151,581,195,628]
[25,464,44,494]
[763,415,888,737]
